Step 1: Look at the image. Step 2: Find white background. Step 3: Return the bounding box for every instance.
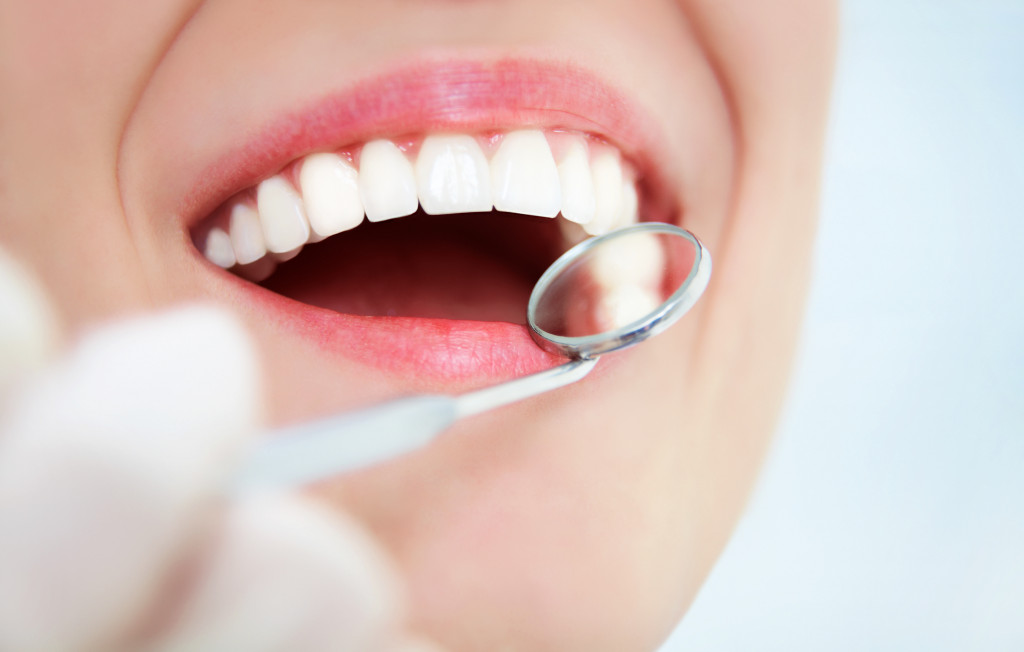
[659,1,1024,649]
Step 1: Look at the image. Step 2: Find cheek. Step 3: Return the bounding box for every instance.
[0,0,212,326]
[680,0,838,142]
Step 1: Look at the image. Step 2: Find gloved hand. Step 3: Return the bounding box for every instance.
[0,250,441,652]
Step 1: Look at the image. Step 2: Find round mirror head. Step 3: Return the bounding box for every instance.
[528,223,711,359]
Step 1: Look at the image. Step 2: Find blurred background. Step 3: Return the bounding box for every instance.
[659,0,1024,649]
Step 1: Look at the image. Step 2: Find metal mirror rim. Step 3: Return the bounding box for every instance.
[527,222,712,359]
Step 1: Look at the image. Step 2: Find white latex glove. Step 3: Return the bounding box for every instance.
[0,250,441,652]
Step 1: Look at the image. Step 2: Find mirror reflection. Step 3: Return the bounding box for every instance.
[531,227,699,339]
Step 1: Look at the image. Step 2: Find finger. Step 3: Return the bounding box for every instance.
[150,493,405,652]
[0,307,261,652]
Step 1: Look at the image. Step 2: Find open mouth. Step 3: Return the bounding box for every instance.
[143,59,688,390]
[193,129,648,327]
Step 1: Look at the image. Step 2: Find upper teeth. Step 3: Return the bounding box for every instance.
[490,130,562,218]
[199,129,640,275]
[417,134,493,215]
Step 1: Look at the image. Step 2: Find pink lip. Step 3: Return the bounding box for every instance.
[180,57,675,227]
[251,281,564,385]
[186,57,676,386]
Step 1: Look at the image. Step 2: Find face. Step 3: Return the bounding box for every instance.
[0,1,835,649]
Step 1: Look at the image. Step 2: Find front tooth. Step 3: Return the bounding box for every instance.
[358,140,418,222]
[490,130,561,218]
[203,227,236,269]
[616,177,639,228]
[585,152,624,236]
[257,176,310,253]
[557,138,596,225]
[415,135,492,215]
[299,153,364,237]
[228,202,267,265]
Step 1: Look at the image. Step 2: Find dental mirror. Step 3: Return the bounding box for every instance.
[528,222,711,359]
[234,222,711,491]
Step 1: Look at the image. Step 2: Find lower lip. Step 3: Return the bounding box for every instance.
[245,279,565,384]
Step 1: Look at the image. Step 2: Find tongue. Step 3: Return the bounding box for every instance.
[262,212,562,323]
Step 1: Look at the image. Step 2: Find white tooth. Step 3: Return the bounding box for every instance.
[595,286,663,331]
[274,246,302,263]
[490,130,561,218]
[299,153,364,237]
[616,177,639,228]
[257,176,310,254]
[559,218,591,248]
[585,227,666,333]
[358,140,418,222]
[228,202,267,265]
[236,257,278,283]
[584,152,623,236]
[557,138,596,225]
[203,227,236,269]
[415,135,492,215]
[590,231,665,289]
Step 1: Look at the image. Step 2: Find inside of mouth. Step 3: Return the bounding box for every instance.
[260,210,566,324]
[193,129,668,322]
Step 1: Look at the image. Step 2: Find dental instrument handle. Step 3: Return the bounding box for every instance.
[452,356,597,418]
[231,395,457,492]
[232,357,598,491]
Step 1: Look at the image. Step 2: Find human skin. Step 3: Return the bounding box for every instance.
[0,1,835,650]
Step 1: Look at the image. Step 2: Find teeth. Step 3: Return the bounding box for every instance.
[559,218,591,247]
[273,246,302,263]
[256,177,310,254]
[299,153,364,237]
[415,135,492,215]
[585,151,624,236]
[490,130,561,218]
[203,227,236,269]
[595,286,663,331]
[616,176,639,229]
[358,140,418,222]
[557,137,596,225]
[235,257,278,283]
[589,231,666,289]
[228,203,267,265]
[199,130,648,274]
[588,231,666,331]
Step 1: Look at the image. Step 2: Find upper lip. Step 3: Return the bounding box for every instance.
[149,56,687,392]
[177,57,680,231]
